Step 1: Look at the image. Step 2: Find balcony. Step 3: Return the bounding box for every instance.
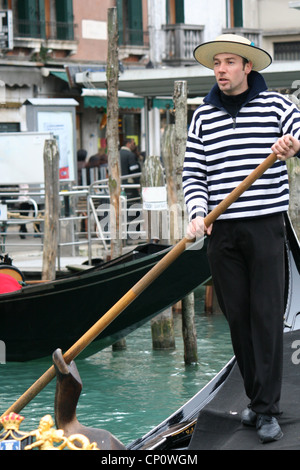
[12,19,78,56]
[162,24,204,66]
[222,28,262,48]
[118,28,149,61]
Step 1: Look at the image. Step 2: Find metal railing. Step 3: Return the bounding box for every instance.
[0,175,144,268]
[118,28,149,47]
[14,19,77,41]
[84,173,144,261]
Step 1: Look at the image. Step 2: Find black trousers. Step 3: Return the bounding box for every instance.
[207,213,285,415]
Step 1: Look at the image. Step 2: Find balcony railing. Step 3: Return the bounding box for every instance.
[222,28,262,48]
[14,19,77,42]
[162,24,204,66]
[118,28,149,48]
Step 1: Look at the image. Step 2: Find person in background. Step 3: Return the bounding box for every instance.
[77,149,87,186]
[86,151,108,184]
[120,138,142,241]
[119,138,141,199]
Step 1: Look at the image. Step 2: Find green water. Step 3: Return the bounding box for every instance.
[0,289,233,447]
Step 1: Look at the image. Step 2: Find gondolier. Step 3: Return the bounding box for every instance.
[183,34,300,444]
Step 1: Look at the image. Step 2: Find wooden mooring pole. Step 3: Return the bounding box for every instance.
[173,80,198,364]
[287,156,300,241]
[107,7,126,350]
[106,7,122,261]
[42,139,59,281]
[141,155,176,350]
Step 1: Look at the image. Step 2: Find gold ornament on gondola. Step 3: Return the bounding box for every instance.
[0,412,32,450]
[0,412,24,431]
[0,414,98,450]
[24,415,99,450]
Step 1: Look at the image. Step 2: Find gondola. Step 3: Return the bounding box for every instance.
[50,214,300,451]
[0,238,211,362]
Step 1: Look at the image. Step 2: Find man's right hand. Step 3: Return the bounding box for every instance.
[186,216,212,240]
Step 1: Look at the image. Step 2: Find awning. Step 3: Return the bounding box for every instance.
[153,98,173,109]
[0,66,42,87]
[81,89,173,110]
[50,71,69,82]
[24,98,79,107]
[76,61,300,97]
[76,66,214,97]
[84,95,144,109]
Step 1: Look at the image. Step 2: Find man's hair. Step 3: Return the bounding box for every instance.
[242,57,249,68]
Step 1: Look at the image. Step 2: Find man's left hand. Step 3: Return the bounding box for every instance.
[271,134,300,161]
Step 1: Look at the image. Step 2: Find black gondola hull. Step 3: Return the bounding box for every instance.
[1,240,211,362]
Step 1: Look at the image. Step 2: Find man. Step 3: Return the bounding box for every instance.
[119,138,142,238]
[183,34,300,444]
[120,138,141,196]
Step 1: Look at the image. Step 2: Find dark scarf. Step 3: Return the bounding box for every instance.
[204,71,268,117]
[219,88,250,118]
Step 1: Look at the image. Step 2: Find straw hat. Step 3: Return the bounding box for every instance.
[194,34,272,71]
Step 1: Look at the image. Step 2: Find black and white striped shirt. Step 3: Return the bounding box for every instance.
[183,71,300,221]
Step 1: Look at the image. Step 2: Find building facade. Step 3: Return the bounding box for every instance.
[1,0,300,172]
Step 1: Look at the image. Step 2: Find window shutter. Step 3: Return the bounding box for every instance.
[116,0,123,45]
[38,0,45,38]
[17,0,38,37]
[128,0,143,45]
[234,0,243,27]
[55,0,74,40]
[175,0,185,23]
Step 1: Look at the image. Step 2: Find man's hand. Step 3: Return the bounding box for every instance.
[186,216,212,240]
[271,134,300,161]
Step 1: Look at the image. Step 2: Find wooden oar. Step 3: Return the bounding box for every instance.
[0,151,278,423]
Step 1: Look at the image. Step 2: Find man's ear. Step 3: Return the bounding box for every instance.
[245,61,253,75]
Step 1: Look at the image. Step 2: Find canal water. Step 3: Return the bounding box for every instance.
[0,287,233,447]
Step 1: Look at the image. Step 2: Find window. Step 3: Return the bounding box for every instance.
[274,42,300,61]
[166,0,185,24]
[16,0,74,40]
[55,0,74,40]
[226,0,243,28]
[117,0,144,46]
[17,0,45,38]
[0,123,20,132]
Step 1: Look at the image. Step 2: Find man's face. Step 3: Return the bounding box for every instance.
[213,53,252,96]
[129,140,136,151]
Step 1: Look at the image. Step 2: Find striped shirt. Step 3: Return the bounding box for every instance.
[183,71,300,221]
